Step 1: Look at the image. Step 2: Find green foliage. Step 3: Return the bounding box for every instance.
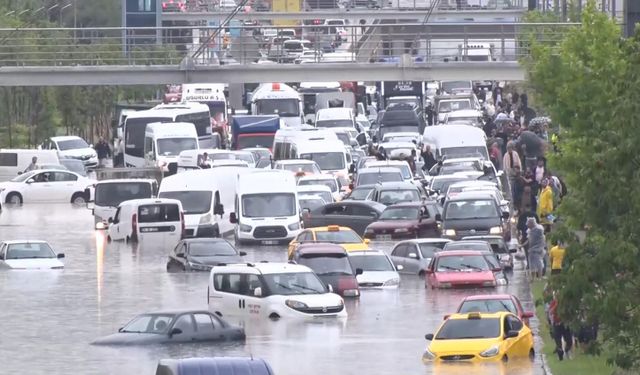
[525,1,640,370]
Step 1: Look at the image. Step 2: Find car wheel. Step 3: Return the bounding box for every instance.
[6,193,22,204]
[269,313,280,320]
[71,193,86,205]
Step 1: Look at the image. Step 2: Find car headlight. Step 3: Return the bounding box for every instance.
[188,261,209,270]
[422,347,436,361]
[394,228,409,233]
[285,300,308,309]
[444,229,456,236]
[383,278,400,286]
[288,222,300,231]
[480,345,500,358]
[483,280,497,287]
[199,213,212,225]
[343,288,360,297]
[489,226,503,234]
[239,224,252,233]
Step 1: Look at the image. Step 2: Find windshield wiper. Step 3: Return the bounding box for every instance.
[460,263,484,271]
[291,283,321,294]
[438,265,460,271]
[275,282,294,291]
[455,335,489,339]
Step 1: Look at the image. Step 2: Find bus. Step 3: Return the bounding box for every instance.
[181,83,229,147]
[124,103,212,168]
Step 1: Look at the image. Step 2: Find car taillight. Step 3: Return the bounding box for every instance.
[181,211,185,239]
[132,213,137,235]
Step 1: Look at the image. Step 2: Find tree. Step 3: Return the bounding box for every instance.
[524,1,640,369]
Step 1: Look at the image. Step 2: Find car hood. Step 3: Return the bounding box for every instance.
[442,218,501,230]
[368,220,417,230]
[284,293,344,308]
[190,255,243,266]
[4,259,64,269]
[435,270,495,282]
[429,337,498,355]
[59,148,96,157]
[91,332,165,345]
[356,271,399,284]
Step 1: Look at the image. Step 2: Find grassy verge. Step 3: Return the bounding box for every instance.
[531,280,614,375]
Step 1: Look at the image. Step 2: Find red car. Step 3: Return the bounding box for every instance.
[449,294,534,327]
[364,202,440,240]
[425,250,497,289]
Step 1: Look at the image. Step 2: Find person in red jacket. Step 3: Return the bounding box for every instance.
[549,296,573,360]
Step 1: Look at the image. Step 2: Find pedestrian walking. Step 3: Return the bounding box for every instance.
[549,241,566,275]
[522,217,545,280]
[549,295,573,360]
[421,145,437,172]
[502,141,522,201]
[537,178,554,233]
[23,156,39,173]
[95,136,112,168]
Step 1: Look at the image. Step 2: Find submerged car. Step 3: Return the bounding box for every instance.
[287,225,370,258]
[453,294,534,327]
[92,310,245,345]
[423,312,534,362]
[166,238,246,272]
[0,240,64,270]
[348,249,400,288]
[390,238,451,275]
[364,201,440,240]
[425,250,497,289]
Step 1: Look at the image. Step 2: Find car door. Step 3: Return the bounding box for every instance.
[20,172,53,202]
[347,204,381,235]
[193,313,226,342]
[168,313,197,343]
[390,244,408,272]
[0,244,6,268]
[404,243,424,274]
[51,171,79,202]
[108,207,125,240]
[212,272,246,316]
[505,315,529,357]
[171,242,187,268]
[315,203,352,229]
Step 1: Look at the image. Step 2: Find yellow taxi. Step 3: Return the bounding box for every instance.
[423,312,534,363]
[287,225,371,259]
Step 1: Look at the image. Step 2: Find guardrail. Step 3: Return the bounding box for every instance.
[0,23,576,68]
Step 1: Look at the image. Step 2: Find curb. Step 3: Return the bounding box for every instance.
[540,351,553,375]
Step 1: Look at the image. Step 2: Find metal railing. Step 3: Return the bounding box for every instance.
[0,23,576,68]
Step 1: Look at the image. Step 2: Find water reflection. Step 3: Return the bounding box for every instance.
[0,204,543,375]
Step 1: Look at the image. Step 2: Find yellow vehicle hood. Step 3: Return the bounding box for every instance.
[429,338,499,356]
[343,243,371,252]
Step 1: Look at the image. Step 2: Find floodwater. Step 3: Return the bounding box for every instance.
[0,204,545,375]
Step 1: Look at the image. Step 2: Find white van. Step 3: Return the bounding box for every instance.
[272,127,340,161]
[422,124,489,161]
[0,149,59,182]
[314,107,356,129]
[178,149,253,172]
[251,83,304,128]
[144,122,199,174]
[208,262,346,320]
[89,179,158,225]
[107,198,183,247]
[297,140,350,177]
[230,170,301,245]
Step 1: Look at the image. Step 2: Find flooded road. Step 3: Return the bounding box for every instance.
[0,204,545,375]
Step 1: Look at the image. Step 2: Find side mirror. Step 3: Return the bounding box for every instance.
[509,247,518,254]
[425,333,434,341]
[17,171,23,175]
[108,217,114,224]
[408,252,418,259]
[229,212,237,224]
[396,264,404,271]
[239,251,247,256]
[169,328,182,337]
[355,268,364,275]
[26,179,34,184]
[176,253,185,258]
[435,213,442,222]
[496,170,504,177]
[502,211,510,220]
[443,314,450,320]
[364,238,370,245]
[522,312,534,319]
[327,284,334,293]
[253,287,263,297]
[214,203,225,217]
[118,327,124,332]
[57,253,65,259]
[505,330,519,339]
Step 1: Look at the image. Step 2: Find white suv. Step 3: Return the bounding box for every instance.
[208,263,347,320]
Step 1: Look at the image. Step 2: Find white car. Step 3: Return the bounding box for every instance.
[348,250,400,288]
[297,185,334,204]
[0,240,64,269]
[0,169,94,205]
[43,136,98,168]
[208,263,346,320]
[297,175,341,202]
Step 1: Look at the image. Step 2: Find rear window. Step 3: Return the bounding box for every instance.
[138,204,180,223]
[0,153,18,167]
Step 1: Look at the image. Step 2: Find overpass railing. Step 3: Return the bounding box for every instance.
[0,23,576,68]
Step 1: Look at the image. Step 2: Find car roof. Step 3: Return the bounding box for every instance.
[97,178,156,184]
[366,160,410,167]
[385,202,423,209]
[447,311,511,320]
[299,174,336,181]
[446,192,497,201]
[435,250,488,257]
[347,249,386,256]
[298,185,332,192]
[212,262,312,274]
[50,135,84,141]
[2,240,48,245]
[446,240,491,246]
[396,238,452,245]
[462,294,515,302]
[335,200,386,210]
[462,235,505,242]
[276,159,317,165]
[307,226,354,232]
[181,238,230,244]
[359,167,404,174]
[141,309,215,316]
[449,180,496,189]
[374,181,418,190]
[296,242,348,255]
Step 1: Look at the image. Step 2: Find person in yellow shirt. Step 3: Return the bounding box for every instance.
[549,242,566,275]
[537,178,554,232]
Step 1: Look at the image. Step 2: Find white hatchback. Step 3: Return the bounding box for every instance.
[0,240,65,270]
[348,250,400,288]
[0,169,94,205]
[208,263,346,320]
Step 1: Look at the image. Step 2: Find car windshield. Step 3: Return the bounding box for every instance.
[299,254,353,276]
[233,153,255,165]
[121,314,175,334]
[435,318,500,340]
[379,207,419,220]
[300,152,345,171]
[441,81,472,92]
[459,300,517,314]
[5,243,56,259]
[445,200,499,220]
[189,242,236,257]
[315,119,354,128]
[350,254,395,271]
[138,204,180,223]
[299,179,338,192]
[439,163,481,175]
[314,230,362,243]
[436,255,490,272]
[57,138,89,150]
[237,135,275,150]
[157,138,198,156]
[255,99,300,117]
[448,116,479,124]
[95,182,153,207]
[301,190,332,203]
[438,100,470,113]
[299,197,325,211]
[430,178,470,193]
[419,242,448,259]
[441,146,488,161]
[281,163,321,174]
[348,187,374,200]
[11,171,37,182]
[358,172,403,186]
[159,191,212,215]
[335,133,351,146]
[379,189,420,205]
[444,242,491,252]
[242,193,296,218]
[262,272,327,295]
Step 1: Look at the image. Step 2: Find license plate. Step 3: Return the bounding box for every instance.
[140,227,159,233]
[376,235,392,241]
[261,240,279,245]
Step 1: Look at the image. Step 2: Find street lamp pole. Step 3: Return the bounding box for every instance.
[60,4,72,27]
